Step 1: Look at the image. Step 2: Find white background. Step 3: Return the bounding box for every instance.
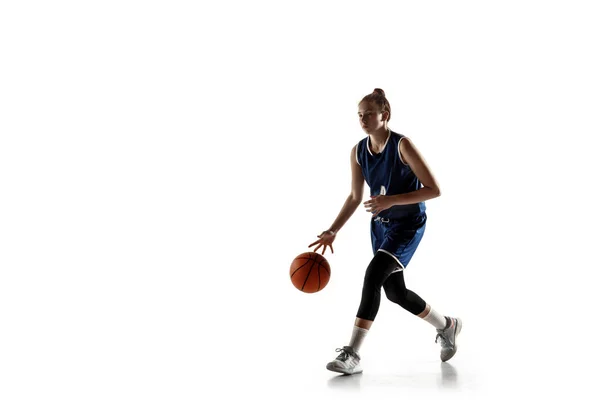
[1,1,599,399]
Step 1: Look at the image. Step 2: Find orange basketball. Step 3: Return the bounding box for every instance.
[290,252,331,293]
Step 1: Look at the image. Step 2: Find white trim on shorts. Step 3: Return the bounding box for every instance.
[376,249,405,273]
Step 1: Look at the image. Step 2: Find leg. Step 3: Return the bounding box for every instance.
[326,252,397,375]
[383,271,462,362]
[356,251,400,321]
[383,270,448,328]
[382,270,427,315]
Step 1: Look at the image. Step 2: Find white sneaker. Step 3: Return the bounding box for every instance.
[326,346,363,375]
[435,317,462,362]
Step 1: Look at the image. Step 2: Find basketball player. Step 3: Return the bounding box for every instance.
[308,89,462,375]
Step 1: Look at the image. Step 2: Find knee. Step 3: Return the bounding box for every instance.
[361,277,382,301]
[384,287,407,304]
[362,253,396,289]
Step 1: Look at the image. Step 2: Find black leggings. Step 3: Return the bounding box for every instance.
[356,251,427,321]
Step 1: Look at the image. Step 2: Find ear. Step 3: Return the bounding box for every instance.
[382,110,390,121]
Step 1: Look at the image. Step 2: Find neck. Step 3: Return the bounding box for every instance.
[369,127,390,147]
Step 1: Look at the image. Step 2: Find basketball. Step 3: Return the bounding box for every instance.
[290,252,331,293]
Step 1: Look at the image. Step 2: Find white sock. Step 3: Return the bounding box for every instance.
[349,326,369,353]
[422,307,447,330]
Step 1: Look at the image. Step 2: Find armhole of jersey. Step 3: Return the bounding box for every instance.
[355,143,361,166]
[398,136,409,165]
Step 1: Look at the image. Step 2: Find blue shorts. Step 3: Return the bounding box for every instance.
[370,213,427,271]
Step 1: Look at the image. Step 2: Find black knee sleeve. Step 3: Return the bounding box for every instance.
[356,251,399,320]
[383,272,426,315]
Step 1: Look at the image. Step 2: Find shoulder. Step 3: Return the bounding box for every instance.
[394,132,413,165]
[357,136,368,146]
[391,130,403,139]
[398,135,428,166]
[352,142,362,165]
[355,136,372,166]
[355,136,368,153]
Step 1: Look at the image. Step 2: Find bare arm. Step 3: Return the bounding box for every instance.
[390,137,441,206]
[309,145,365,254]
[327,145,365,233]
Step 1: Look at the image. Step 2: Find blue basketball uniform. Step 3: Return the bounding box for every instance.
[356,131,427,270]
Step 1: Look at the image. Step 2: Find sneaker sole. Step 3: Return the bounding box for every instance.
[326,364,363,375]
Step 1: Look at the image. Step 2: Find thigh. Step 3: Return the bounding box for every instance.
[370,218,385,255]
[379,214,427,269]
[364,251,400,286]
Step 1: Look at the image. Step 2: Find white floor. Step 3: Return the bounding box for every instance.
[3,237,598,399]
[203,321,596,400]
[200,280,600,400]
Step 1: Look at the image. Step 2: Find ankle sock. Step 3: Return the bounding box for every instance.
[349,326,369,353]
[422,307,447,330]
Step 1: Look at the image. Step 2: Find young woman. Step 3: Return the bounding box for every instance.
[308,89,462,375]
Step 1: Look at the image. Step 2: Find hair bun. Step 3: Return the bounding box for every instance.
[373,88,386,97]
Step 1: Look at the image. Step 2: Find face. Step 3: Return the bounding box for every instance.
[358,101,387,133]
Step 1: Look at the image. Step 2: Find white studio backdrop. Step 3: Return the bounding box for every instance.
[1,1,599,399]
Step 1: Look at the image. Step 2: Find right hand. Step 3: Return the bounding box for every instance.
[308,230,336,255]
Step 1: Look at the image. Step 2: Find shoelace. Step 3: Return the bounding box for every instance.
[334,347,350,361]
[435,332,448,346]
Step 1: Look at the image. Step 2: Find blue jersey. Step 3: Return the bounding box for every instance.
[356,131,426,219]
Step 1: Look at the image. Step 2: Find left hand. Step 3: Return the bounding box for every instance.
[363,195,394,217]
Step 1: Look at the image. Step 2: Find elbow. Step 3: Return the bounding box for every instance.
[349,193,362,205]
[431,187,441,198]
